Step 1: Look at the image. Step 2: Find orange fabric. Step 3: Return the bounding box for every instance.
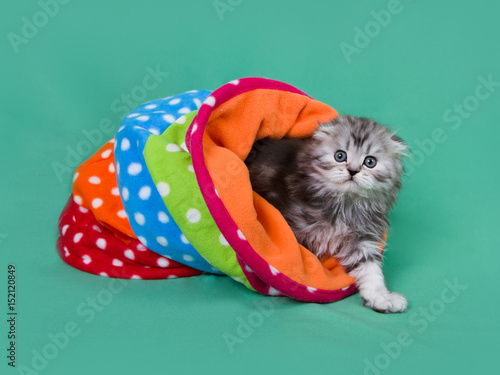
[72,139,136,239]
[204,89,358,291]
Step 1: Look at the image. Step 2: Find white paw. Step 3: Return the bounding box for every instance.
[362,291,408,313]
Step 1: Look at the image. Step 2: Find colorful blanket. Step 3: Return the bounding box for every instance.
[57,77,384,302]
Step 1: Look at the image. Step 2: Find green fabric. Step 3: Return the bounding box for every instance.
[143,110,254,290]
[3,0,500,374]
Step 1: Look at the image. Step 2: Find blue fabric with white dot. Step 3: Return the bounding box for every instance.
[114,90,223,274]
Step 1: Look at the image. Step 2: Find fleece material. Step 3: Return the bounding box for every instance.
[56,77,385,303]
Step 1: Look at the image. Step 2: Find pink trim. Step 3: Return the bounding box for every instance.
[187,77,356,303]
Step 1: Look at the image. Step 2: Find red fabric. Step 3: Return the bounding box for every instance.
[56,196,203,279]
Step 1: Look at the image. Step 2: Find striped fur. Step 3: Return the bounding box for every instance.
[245,116,408,312]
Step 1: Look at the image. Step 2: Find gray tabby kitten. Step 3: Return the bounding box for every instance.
[245,116,408,313]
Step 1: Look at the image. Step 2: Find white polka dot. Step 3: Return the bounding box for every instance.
[178,107,190,114]
[136,115,149,122]
[157,257,169,268]
[124,249,135,260]
[167,275,177,279]
[163,114,176,123]
[157,182,170,197]
[122,187,129,201]
[73,195,82,205]
[180,142,188,152]
[73,233,83,243]
[150,128,160,135]
[127,163,142,176]
[99,272,108,277]
[62,225,69,235]
[307,287,317,292]
[138,237,147,246]
[127,113,139,118]
[194,98,202,108]
[92,225,102,233]
[82,255,92,265]
[169,98,181,105]
[237,229,246,241]
[138,186,151,200]
[176,116,187,124]
[96,238,106,250]
[187,90,198,93]
[205,96,216,107]
[342,286,350,291]
[63,246,69,257]
[92,198,103,209]
[269,265,279,275]
[183,254,194,262]
[145,104,157,109]
[136,243,147,251]
[134,213,145,226]
[229,79,240,85]
[156,236,168,246]
[187,165,194,172]
[186,208,201,223]
[191,123,198,135]
[116,163,120,174]
[121,138,130,151]
[88,176,101,184]
[131,275,142,279]
[158,211,169,223]
[118,125,125,132]
[108,163,115,173]
[101,149,112,158]
[180,234,190,244]
[112,259,123,267]
[232,277,244,284]
[72,172,79,182]
[245,265,253,272]
[268,287,280,296]
[117,210,127,219]
[111,187,120,196]
[166,144,181,152]
[219,234,229,246]
[79,206,88,213]
[109,138,115,144]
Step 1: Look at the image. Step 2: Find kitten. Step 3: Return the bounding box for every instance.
[245,116,408,313]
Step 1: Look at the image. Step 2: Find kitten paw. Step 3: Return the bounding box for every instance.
[362,291,408,313]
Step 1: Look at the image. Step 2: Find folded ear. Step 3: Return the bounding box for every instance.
[313,116,342,140]
[390,133,409,156]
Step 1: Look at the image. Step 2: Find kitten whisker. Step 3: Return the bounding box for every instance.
[245,115,408,313]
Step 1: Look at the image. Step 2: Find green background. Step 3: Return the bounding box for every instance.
[1,0,499,374]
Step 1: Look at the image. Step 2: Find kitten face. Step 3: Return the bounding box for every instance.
[305,116,407,196]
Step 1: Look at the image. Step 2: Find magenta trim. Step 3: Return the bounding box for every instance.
[187,77,356,303]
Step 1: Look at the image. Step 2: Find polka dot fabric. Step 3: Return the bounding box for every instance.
[57,196,203,279]
[143,110,254,289]
[113,90,222,274]
[186,77,384,303]
[56,78,385,303]
[72,139,135,238]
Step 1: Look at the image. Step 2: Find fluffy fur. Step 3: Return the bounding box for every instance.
[245,116,408,313]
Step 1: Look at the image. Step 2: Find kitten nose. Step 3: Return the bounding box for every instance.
[348,169,359,176]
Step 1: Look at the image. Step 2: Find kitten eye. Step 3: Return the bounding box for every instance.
[364,156,377,168]
[334,150,347,162]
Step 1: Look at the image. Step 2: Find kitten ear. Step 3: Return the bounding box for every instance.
[390,133,409,156]
[312,119,335,140]
[317,119,337,128]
